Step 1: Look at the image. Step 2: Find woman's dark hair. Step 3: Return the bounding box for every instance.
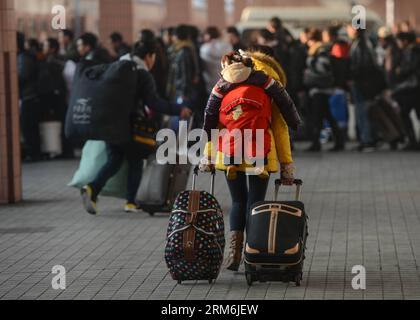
[227,26,240,38]
[307,28,322,42]
[46,38,60,52]
[78,32,98,49]
[205,26,221,40]
[187,25,200,43]
[140,29,155,43]
[175,24,190,41]
[259,29,275,42]
[133,40,157,59]
[221,51,253,68]
[269,17,283,31]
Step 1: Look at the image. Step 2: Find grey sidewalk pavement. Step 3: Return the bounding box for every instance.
[1,146,420,300]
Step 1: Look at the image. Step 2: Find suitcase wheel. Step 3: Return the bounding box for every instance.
[208,279,214,285]
[177,279,182,285]
[148,211,156,217]
[295,274,302,287]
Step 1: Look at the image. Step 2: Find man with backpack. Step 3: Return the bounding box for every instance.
[392,32,420,151]
[80,40,192,215]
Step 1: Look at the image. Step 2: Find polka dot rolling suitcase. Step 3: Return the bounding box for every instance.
[165,167,225,284]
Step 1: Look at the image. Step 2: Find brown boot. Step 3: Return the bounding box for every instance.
[226,231,244,271]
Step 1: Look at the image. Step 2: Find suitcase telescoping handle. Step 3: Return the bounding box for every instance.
[274,179,303,202]
[192,166,216,195]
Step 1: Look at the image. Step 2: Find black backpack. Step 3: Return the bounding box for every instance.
[304,50,335,89]
[65,60,138,145]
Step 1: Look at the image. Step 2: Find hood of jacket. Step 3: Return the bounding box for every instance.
[221,62,252,84]
[120,53,148,71]
[245,51,287,86]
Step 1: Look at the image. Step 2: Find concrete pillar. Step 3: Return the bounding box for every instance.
[208,0,226,28]
[0,0,22,204]
[165,0,192,27]
[99,0,134,49]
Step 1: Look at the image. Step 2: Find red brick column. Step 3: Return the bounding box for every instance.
[234,0,248,23]
[98,0,134,50]
[0,0,22,204]
[252,0,321,6]
[165,0,192,27]
[208,0,226,28]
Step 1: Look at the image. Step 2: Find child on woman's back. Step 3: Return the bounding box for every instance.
[203,52,301,179]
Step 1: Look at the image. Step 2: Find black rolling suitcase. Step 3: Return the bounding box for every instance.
[136,155,191,216]
[245,179,308,287]
[165,167,225,284]
[368,97,405,144]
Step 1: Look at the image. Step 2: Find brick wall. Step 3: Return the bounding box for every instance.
[98,0,134,51]
[164,0,192,27]
[0,0,22,203]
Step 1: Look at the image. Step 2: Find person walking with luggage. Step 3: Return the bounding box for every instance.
[81,40,192,215]
[201,50,298,271]
[303,28,344,152]
[392,32,420,151]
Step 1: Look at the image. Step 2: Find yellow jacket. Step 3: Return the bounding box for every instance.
[205,51,293,172]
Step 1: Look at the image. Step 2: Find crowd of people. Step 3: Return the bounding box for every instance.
[17,17,420,163]
[15,17,420,271]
